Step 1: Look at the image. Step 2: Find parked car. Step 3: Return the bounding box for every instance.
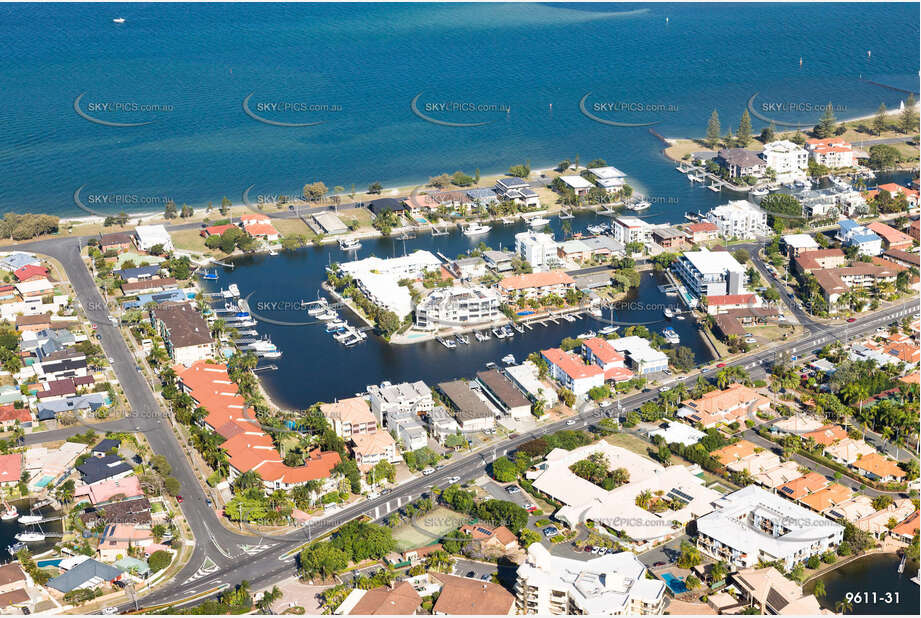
[584,545,594,552]
[466,570,476,578]
[565,419,577,426]
[176,495,183,503]
[847,317,856,323]
[480,574,490,581]
[505,485,521,494]
[447,476,460,484]
[421,468,435,476]
[716,363,726,368]
[542,526,559,537]
[102,607,119,614]
[524,503,537,512]
[653,561,666,567]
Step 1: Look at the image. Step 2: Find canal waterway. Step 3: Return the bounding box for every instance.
[806,553,919,615]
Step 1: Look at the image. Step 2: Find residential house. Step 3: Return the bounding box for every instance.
[851,452,906,483]
[336,581,422,615]
[559,175,593,196]
[731,567,825,615]
[430,572,516,615]
[677,384,769,428]
[781,234,819,257]
[0,454,21,488]
[77,455,133,486]
[458,523,518,555]
[494,177,540,208]
[46,559,123,594]
[350,431,399,470]
[836,219,882,256]
[541,348,604,397]
[684,221,720,243]
[320,397,377,439]
[824,438,875,465]
[151,302,213,366]
[716,148,766,179]
[98,232,134,253]
[134,224,173,252]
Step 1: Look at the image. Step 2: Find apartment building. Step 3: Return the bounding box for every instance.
[367,380,433,425]
[611,216,652,247]
[705,200,768,239]
[414,286,501,331]
[805,137,857,168]
[672,248,747,298]
[515,231,559,269]
[761,140,808,182]
[541,348,604,397]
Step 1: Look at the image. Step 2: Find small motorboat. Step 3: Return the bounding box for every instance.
[485,362,498,369]
[307,299,329,316]
[598,325,618,335]
[528,217,551,228]
[750,187,769,197]
[1,505,17,521]
[661,327,680,344]
[625,199,651,211]
[455,335,469,345]
[200,270,218,281]
[113,17,126,24]
[339,238,362,251]
[6,542,27,556]
[269,249,279,256]
[463,223,491,236]
[316,309,338,321]
[501,354,516,366]
[664,308,674,319]
[576,331,596,339]
[492,328,507,339]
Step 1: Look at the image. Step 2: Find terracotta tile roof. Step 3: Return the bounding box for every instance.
[582,337,625,365]
[867,222,914,247]
[350,430,396,457]
[852,453,906,479]
[794,248,846,272]
[898,371,920,385]
[686,221,719,233]
[0,453,21,485]
[244,223,279,236]
[542,348,604,381]
[498,270,575,291]
[320,397,376,427]
[239,213,271,223]
[799,483,853,512]
[883,342,920,364]
[777,472,828,500]
[706,293,757,306]
[13,264,48,281]
[680,384,769,426]
[892,511,919,538]
[458,523,518,548]
[201,224,237,237]
[712,440,758,465]
[604,366,634,382]
[0,405,32,424]
[430,573,515,615]
[803,425,848,446]
[349,582,422,615]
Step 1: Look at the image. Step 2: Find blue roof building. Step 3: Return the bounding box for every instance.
[836,219,882,256]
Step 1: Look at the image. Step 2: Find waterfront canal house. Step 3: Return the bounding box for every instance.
[494,177,540,209]
[98,231,134,254]
[805,137,858,168]
[133,224,174,252]
[607,336,668,376]
[121,277,179,296]
[683,221,720,244]
[475,369,531,419]
[498,270,575,301]
[650,226,688,250]
[514,231,559,270]
[581,337,633,383]
[559,174,593,197]
[891,510,920,544]
[677,384,769,429]
[482,249,516,273]
[414,286,502,331]
[393,417,428,452]
[339,250,442,319]
[540,348,604,398]
[586,166,628,193]
[715,148,766,179]
[514,542,665,615]
[760,140,808,182]
[239,213,280,242]
[610,216,652,248]
[0,453,21,488]
[437,380,496,433]
[865,182,920,209]
[836,219,883,256]
[349,430,400,470]
[855,498,916,538]
[150,302,213,367]
[447,256,487,280]
[704,200,768,240]
[671,248,747,298]
[695,485,844,571]
[504,361,558,408]
[730,567,824,615]
[320,397,378,439]
[367,380,433,426]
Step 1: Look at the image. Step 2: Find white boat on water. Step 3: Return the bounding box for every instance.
[664,308,674,318]
[438,337,457,349]
[17,514,42,525]
[112,17,126,23]
[268,249,279,256]
[586,224,606,235]
[598,325,618,335]
[501,354,516,365]
[316,309,338,321]
[1,505,17,521]
[492,328,507,339]
[307,300,329,316]
[661,327,680,344]
[562,314,576,322]
[750,187,769,197]
[339,238,362,251]
[576,330,596,339]
[528,217,551,227]
[463,223,491,236]
[625,199,651,211]
[14,532,44,543]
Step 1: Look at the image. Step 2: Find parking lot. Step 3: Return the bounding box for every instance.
[452,558,498,581]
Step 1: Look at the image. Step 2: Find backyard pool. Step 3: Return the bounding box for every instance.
[661,572,687,595]
[33,475,55,488]
[36,558,62,568]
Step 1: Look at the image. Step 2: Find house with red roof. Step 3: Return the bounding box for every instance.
[239,213,280,241]
[0,405,33,430]
[685,221,720,243]
[866,222,914,251]
[865,183,919,209]
[704,293,760,315]
[541,348,604,397]
[200,224,237,238]
[0,453,22,488]
[581,337,633,383]
[805,138,857,168]
[13,264,48,283]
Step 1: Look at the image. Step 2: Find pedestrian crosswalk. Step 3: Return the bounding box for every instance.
[183,558,219,584]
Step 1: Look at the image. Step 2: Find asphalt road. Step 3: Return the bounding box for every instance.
[4,234,916,610]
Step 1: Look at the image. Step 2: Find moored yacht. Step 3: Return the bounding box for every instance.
[463,223,491,236]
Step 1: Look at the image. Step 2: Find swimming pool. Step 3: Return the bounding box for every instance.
[661,572,687,594]
[36,558,62,568]
[33,475,54,488]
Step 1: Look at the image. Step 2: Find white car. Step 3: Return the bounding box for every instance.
[446,476,460,484]
[421,468,435,476]
[102,608,119,615]
[565,419,577,426]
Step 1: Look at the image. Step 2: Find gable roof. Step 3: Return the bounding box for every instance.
[349,582,422,615]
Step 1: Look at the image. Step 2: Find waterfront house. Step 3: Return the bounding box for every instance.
[677,384,769,428]
[437,380,496,432]
[447,256,487,280]
[607,336,668,375]
[515,543,664,615]
[855,499,915,537]
[540,347,604,397]
[73,476,143,505]
[350,430,400,470]
[465,187,499,206]
[482,249,516,272]
[98,231,134,253]
[559,175,593,196]
[113,265,162,282]
[650,226,688,250]
[504,361,558,407]
[865,182,920,208]
[414,286,502,331]
[77,454,134,486]
[46,559,123,594]
[367,197,408,216]
[514,231,558,270]
[239,213,280,241]
[134,224,173,252]
[80,496,152,528]
[367,380,433,426]
[866,221,914,251]
[0,453,21,488]
[494,177,540,208]
[151,302,213,366]
[805,137,857,168]
[891,511,920,543]
[703,293,760,315]
[320,397,377,439]
[426,406,461,443]
[704,200,768,240]
[122,276,178,295]
[475,369,531,418]
[716,148,766,179]
[731,567,824,615]
[200,223,237,238]
[611,216,652,247]
[312,212,348,235]
[672,247,747,299]
[695,485,843,570]
[497,270,574,300]
[760,140,808,182]
[587,166,628,193]
[684,221,720,243]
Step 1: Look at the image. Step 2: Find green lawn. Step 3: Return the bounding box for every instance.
[391,506,470,551]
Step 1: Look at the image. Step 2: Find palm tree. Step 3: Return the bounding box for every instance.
[235,470,262,492]
[425,550,455,573]
[835,599,853,614]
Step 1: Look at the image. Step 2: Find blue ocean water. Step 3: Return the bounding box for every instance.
[0,2,917,217]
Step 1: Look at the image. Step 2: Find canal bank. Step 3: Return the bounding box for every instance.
[201,212,716,410]
[804,552,919,615]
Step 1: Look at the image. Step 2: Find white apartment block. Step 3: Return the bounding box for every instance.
[515,543,665,615]
[761,140,809,181]
[414,286,501,331]
[671,248,747,298]
[696,485,844,571]
[515,231,559,269]
[705,200,768,240]
[367,380,433,425]
[611,216,652,247]
[588,166,628,193]
[805,138,857,168]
